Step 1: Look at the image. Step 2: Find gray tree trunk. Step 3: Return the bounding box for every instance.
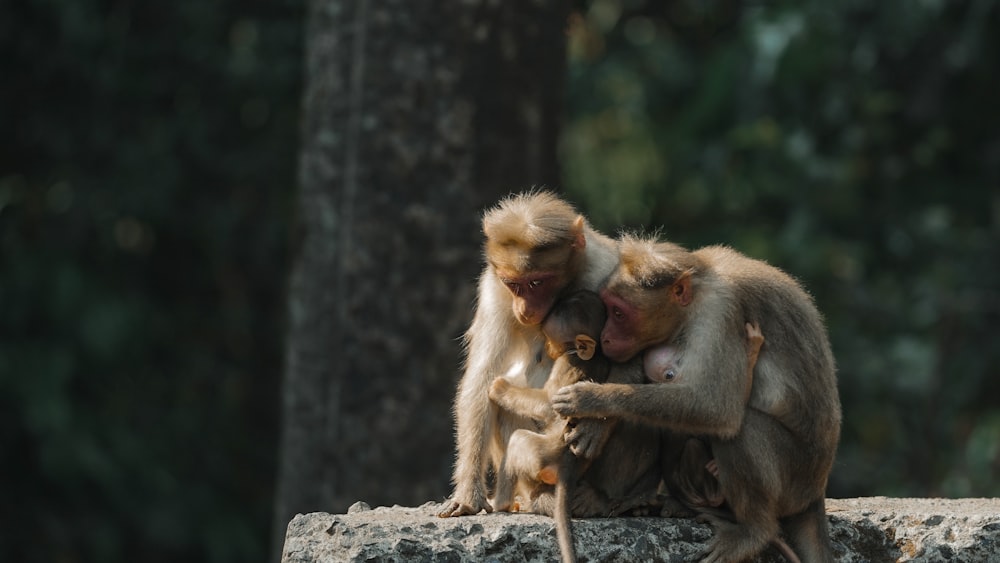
[273,0,567,555]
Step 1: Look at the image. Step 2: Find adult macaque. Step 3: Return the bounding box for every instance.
[438,192,620,518]
[489,290,609,563]
[553,237,841,563]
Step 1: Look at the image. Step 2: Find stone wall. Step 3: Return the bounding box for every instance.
[281,497,1000,562]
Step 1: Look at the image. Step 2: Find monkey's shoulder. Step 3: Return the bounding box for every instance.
[545,355,610,391]
[696,246,799,288]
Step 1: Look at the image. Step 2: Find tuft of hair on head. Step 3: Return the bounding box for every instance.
[482,190,582,248]
[619,233,694,290]
[547,290,607,339]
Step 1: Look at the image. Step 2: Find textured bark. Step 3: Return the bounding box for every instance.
[273,0,568,554]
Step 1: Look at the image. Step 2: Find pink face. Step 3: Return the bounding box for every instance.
[599,289,643,362]
[500,272,560,326]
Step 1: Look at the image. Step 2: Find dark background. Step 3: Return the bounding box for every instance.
[2,0,997,562]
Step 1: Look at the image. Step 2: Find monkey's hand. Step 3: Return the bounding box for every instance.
[488,377,511,402]
[551,381,606,418]
[563,417,616,459]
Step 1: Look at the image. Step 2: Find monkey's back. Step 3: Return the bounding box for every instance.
[695,245,841,459]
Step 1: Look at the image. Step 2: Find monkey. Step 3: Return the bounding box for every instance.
[551,236,841,563]
[488,290,609,563]
[438,191,624,518]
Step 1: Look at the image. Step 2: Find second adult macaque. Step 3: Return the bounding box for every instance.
[489,290,609,563]
[553,237,841,563]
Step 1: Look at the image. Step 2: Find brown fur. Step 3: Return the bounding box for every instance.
[439,191,623,518]
[553,237,840,563]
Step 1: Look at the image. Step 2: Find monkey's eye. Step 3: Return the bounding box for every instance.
[613,307,624,320]
[664,369,676,381]
[528,279,544,289]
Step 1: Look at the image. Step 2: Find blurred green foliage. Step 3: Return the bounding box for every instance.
[565,0,1000,498]
[1,1,301,561]
[2,1,998,562]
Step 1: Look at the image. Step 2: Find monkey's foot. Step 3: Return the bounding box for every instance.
[698,521,773,563]
[660,497,697,518]
[608,490,662,517]
[437,498,491,518]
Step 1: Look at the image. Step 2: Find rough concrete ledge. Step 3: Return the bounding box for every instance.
[281,497,1000,562]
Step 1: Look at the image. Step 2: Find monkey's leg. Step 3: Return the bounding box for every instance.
[781,498,833,563]
[490,418,542,512]
[699,500,780,563]
[702,415,790,563]
[490,452,517,513]
[505,429,559,484]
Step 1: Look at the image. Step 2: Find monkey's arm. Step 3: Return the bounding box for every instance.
[554,327,749,437]
[489,378,554,423]
[552,378,745,439]
[440,285,513,518]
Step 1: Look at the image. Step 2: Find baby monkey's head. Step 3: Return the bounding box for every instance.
[540,290,607,361]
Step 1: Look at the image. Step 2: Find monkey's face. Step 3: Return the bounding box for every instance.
[599,281,687,362]
[482,201,587,327]
[599,243,693,361]
[497,270,566,326]
[490,245,579,326]
[599,287,649,361]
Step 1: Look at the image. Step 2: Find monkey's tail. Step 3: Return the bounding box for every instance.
[555,450,577,563]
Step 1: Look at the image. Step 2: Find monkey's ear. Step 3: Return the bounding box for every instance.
[672,272,693,307]
[575,335,597,361]
[571,216,587,249]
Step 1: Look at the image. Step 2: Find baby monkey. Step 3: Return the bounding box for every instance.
[488,290,609,563]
